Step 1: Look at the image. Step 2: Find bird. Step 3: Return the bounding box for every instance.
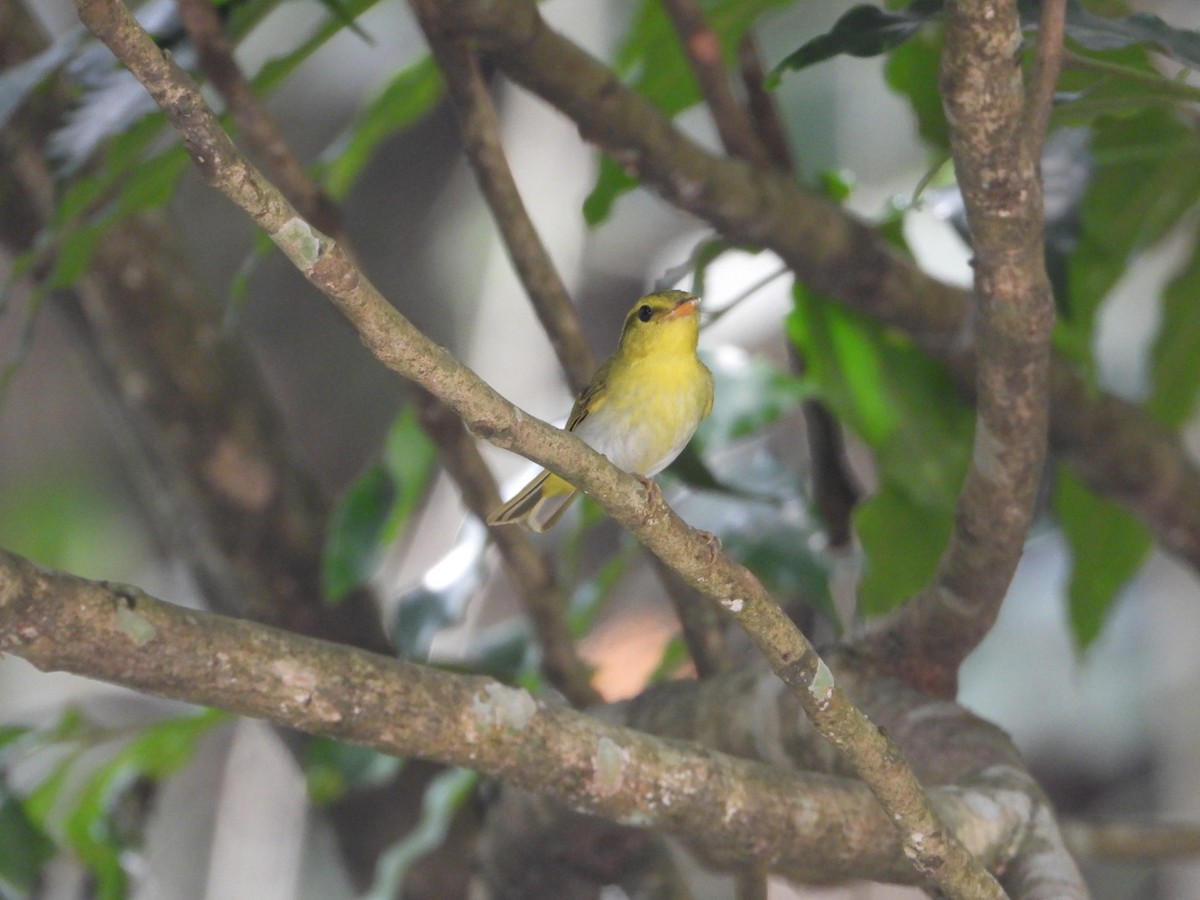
[487,289,714,532]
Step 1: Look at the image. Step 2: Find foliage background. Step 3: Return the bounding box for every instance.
[2,0,1200,897]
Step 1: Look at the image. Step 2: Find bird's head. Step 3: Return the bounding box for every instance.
[618,290,702,358]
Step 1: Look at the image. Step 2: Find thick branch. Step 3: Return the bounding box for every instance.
[415,0,1200,585]
[0,546,1082,893]
[855,0,1057,693]
[73,1,997,891]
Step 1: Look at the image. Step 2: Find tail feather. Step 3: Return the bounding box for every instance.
[487,470,579,532]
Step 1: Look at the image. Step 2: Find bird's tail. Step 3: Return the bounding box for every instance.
[487,470,580,532]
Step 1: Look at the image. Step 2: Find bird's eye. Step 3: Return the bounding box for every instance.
[637,304,654,322]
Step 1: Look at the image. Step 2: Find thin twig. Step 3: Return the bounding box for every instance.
[76,1,1002,891]
[175,0,343,240]
[1023,0,1068,154]
[650,556,731,677]
[419,27,595,394]
[737,34,860,550]
[660,0,770,167]
[737,33,795,174]
[1064,820,1200,862]
[411,388,600,707]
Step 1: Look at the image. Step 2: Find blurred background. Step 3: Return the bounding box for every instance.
[3,0,1200,897]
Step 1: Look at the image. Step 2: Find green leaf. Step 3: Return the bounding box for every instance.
[318,56,443,202]
[323,408,436,603]
[1059,105,1200,376]
[323,466,395,603]
[1054,465,1153,650]
[787,282,974,613]
[0,791,56,896]
[250,0,383,95]
[1147,238,1200,429]
[769,2,940,84]
[884,26,948,152]
[54,710,224,900]
[380,407,437,536]
[582,156,639,227]
[853,484,954,616]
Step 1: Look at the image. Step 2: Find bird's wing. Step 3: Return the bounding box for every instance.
[566,360,611,431]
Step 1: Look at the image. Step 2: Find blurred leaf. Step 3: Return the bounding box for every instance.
[695,350,806,449]
[1054,466,1153,650]
[314,0,376,42]
[318,56,443,201]
[884,26,948,152]
[1147,237,1200,429]
[381,407,437,533]
[582,156,639,227]
[251,0,382,95]
[853,484,953,616]
[60,710,224,899]
[324,466,396,603]
[324,408,436,603]
[723,524,838,628]
[1059,105,1200,376]
[363,767,479,900]
[304,738,403,806]
[648,636,690,683]
[769,2,940,84]
[0,790,55,896]
[787,282,974,613]
[1050,0,1200,65]
[392,523,489,658]
[0,470,138,578]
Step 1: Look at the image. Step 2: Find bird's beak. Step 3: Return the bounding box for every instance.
[665,296,700,319]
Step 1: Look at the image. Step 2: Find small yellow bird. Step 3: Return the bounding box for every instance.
[488,289,714,532]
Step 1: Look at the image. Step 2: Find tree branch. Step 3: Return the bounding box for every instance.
[417,0,1200,586]
[854,0,1057,693]
[1024,0,1067,154]
[72,0,1000,891]
[0,545,1084,894]
[410,388,600,707]
[417,25,595,394]
[659,0,769,167]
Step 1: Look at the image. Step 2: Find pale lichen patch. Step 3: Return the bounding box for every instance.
[472,682,537,732]
[592,736,626,798]
[808,657,835,707]
[273,216,325,269]
[114,604,156,646]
